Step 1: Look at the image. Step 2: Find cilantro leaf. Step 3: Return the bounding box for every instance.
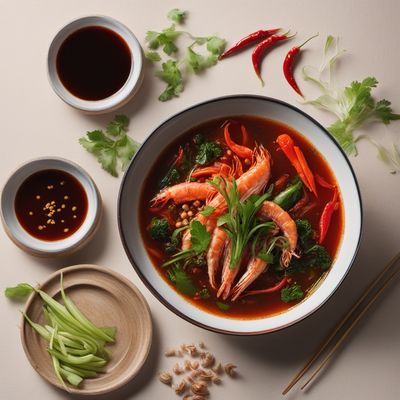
[145,31,161,49]
[303,36,400,158]
[186,47,218,74]
[281,284,304,303]
[195,141,222,164]
[167,8,186,24]
[79,115,139,177]
[145,26,182,56]
[156,60,184,101]
[145,51,161,62]
[206,36,226,55]
[5,283,34,300]
[167,265,196,296]
[106,115,129,137]
[216,301,230,311]
[190,220,211,253]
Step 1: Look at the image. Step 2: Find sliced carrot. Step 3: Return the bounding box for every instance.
[224,123,253,159]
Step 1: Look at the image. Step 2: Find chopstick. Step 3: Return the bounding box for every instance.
[282,251,400,395]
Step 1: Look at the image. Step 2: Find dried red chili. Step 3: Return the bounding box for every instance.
[283,34,319,97]
[252,33,293,84]
[219,28,280,59]
[319,187,339,243]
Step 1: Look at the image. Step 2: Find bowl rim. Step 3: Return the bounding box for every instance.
[1,156,102,257]
[47,15,143,113]
[117,94,363,335]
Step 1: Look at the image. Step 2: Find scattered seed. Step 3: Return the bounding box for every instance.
[201,353,215,368]
[61,220,65,223]
[184,360,192,371]
[187,210,194,217]
[192,396,207,400]
[173,363,184,375]
[73,215,77,219]
[57,208,61,212]
[183,396,193,400]
[193,200,201,207]
[63,228,69,233]
[182,218,189,226]
[212,363,223,375]
[198,369,213,381]
[72,206,77,211]
[191,382,209,396]
[176,221,182,228]
[159,371,173,385]
[182,204,190,211]
[28,211,33,216]
[224,363,237,377]
[174,380,187,395]
[180,211,188,219]
[36,195,40,200]
[190,361,199,370]
[61,204,66,209]
[64,195,69,200]
[38,225,43,230]
[60,181,65,186]
[212,375,222,384]
[165,349,176,357]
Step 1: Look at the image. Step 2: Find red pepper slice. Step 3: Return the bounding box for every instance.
[173,146,184,167]
[224,122,253,159]
[319,187,339,243]
[315,173,335,189]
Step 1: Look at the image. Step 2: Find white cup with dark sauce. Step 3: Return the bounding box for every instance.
[47,16,143,114]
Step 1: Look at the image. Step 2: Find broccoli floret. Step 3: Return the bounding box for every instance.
[149,218,170,241]
[296,219,314,250]
[281,284,304,303]
[306,245,332,270]
[195,141,222,165]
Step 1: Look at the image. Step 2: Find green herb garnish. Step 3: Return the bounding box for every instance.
[79,115,139,177]
[200,205,216,217]
[5,283,34,300]
[216,301,230,311]
[149,218,170,241]
[303,35,400,163]
[145,9,226,101]
[160,167,181,189]
[281,284,304,303]
[195,141,222,165]
[273,177,303,210]
[167,265,197,296]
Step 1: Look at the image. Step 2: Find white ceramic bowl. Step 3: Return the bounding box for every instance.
[47,16,143,114]
[1,158,102,257]
[118,95,362,335]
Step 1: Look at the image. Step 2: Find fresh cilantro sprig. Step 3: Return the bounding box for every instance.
[79,115,140,177]
[144,9,226,101]
[303,36,400,167]
[167,265,196,296]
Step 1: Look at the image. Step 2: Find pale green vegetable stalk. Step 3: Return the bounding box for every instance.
[6,275,116,388]
[302,35,400,169]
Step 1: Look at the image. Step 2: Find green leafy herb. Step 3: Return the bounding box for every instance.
[216,301,230,311]
[5,283,34,300]
[200,205,215,217]
[211,178,274,269]
[145,10,226,101]
[281,284,304,303]
[296,219,314,250]
[79,115,139,177]
[273,177,303,210]
[195,141,222,165]
[303,36,400,158]
[167,265,197,296]
[156,60,184,102]
[167,8,186,24]
[149,218,170,241]
[160,167,181,188]
[305,244,332,270]
[145,51,161,62]
[162,220,211,267]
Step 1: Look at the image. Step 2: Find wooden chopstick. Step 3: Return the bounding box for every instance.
[282,251,400,395]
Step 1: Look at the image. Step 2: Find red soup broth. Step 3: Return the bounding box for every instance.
[140,116,344,319]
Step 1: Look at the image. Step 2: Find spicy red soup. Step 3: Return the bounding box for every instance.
[140,116,343,319]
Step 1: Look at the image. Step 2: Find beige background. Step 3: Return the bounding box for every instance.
[1,0,400,399]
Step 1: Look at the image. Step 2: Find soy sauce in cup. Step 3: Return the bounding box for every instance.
[56,26,131,100]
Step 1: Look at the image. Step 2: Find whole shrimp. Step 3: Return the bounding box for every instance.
[150,182,216,208]
[230,201,297,301]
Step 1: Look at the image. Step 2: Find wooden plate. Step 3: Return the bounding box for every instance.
[21,264,152,395]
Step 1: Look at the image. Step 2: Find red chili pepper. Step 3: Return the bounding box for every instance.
[173,146,184,167]
[243,276,289,298]
[252,32,293,85]
[283,34,318,97]
[315,173,335,189]
[319,187,339,243]
[224,122,253,159]
[219,28,281,59]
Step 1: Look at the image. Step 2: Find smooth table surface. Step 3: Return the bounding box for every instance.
[1,1,400,399]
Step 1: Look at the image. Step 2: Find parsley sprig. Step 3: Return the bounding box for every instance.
[79,115,140,177]
[144,9,226,101]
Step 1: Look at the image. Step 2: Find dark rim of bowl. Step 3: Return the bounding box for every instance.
[117,94,363,336]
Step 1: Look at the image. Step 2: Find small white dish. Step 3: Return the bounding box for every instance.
[47,16,143,114]
[1,157,102,257]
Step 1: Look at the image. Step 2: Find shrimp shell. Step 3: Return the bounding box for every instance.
[207,227,227,289]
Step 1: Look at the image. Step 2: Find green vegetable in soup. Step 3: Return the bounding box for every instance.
[195,141,222,165]
[305,244,332,270]
[167,265,197,296]
[273,177,303,210]
[160,167,180,188]
[149,218,170,241]
[296,219,314,250]
[281,284,304,303]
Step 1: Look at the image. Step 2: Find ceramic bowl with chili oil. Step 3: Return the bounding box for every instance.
[1,157,101,256]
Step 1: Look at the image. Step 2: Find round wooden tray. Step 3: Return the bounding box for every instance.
[21,264,152,395]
